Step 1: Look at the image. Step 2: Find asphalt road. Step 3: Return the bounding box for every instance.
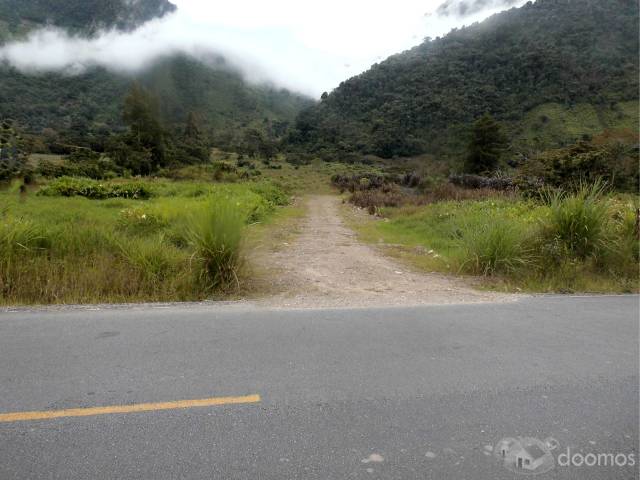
[0,296,638,479]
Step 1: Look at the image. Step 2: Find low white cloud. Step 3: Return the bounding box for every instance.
[0,0,528,97]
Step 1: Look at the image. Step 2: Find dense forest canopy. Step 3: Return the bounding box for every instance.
[287,0,639,160]
[0,0,312,151]
[0,55,312,140]
[0,0,176,35]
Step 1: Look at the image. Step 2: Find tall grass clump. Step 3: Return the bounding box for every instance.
[0,216,51,272]
[0,217,49,300]
[118,235,182,285]
[595,201,640,278]
[459,218,533,276]
[542,181,610,260]
[616,206,640,263]
[187,199,244,291]
[0,218,49,258]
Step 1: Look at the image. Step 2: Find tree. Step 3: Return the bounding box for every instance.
[184,112,201,140]
[284,0,639,159]
[242,128,277,160]
[0,120,28,181]
[463,114,507,174]
[102,84,168,176]
[119,83,167,173]
[107,138,154,176]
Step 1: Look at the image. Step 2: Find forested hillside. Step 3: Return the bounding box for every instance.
[288,0,639,159]
[0,0,312,151]
[0,0,176,37]
[0,56,312,146]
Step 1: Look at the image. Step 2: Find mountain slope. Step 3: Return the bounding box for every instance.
[0,1,312,146]
[0,56,312,139]
[0,0,176,38]
[288,0,639,159]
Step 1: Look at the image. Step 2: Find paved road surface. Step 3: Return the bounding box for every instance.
[0,296,638,479]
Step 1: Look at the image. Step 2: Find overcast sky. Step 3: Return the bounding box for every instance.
[0,0,527,97]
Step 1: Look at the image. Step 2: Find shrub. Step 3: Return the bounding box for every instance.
[350,187,407,212]
[332,173,391,193]
[37,177,152,200]
[212,161,237,174]
[187,199,244,291]
[38,156,122,180]
[449,174,514,191]
[459,218,533,276]
[522,140,639,193]
[237,158,255,169]
[423,183,509,203]
[402,172,423,188]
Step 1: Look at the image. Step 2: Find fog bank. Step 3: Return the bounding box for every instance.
[0,0,528,97]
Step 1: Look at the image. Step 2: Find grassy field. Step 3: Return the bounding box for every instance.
[169,150,387,195]
[4,151,639,305]
[0,176,290,305]
[347,186,639,293]
[3,151,393,306]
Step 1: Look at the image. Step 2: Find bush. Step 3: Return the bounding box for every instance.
[402,172,423,188]
[38,177,152,200]
[522,140,639,193]
[449,174,514,191]
[350,187,407,212]
[237,158,255,169]
[212,161,237,174]
[187,199,244,291]
[423,183,509,203]
[332,173,390,192]
[37,158,121,180]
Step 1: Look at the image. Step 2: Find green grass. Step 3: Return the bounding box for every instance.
[206,150,385,195]
[347,189,639,293]
[0,152,378,306]
[515,101,639,150]
[0,177,289,305]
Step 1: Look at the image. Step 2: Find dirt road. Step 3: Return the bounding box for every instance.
[252,195,515,308]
